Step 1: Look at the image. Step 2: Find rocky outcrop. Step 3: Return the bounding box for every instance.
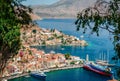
[29,13,42,20]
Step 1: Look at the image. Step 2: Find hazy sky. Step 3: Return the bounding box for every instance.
[22,0,60,6]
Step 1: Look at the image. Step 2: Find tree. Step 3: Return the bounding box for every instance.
[0,0,32,76]
[75,0,120,78]
[32,29,37,42]
[32,29,37,34]
[65,53,71,60]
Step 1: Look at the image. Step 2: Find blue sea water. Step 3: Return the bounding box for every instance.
[9,19,116,81]
[35,19,115,62]
[9,68,112,81]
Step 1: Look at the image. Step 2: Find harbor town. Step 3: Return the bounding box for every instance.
[1,44,84,80]
[0,10,118,81]
[1,0,120,81]
[0,25,88,80]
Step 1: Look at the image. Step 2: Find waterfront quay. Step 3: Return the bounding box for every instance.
[0,44,84,80]
[42,64,83,72]
[1,73,29,81]
[1,64,83,81]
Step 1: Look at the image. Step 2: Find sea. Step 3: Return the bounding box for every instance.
[9,19,117,81]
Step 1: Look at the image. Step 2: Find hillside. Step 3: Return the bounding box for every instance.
[32,0,97,18]
[21,25,88,46]
[29,13,42,20]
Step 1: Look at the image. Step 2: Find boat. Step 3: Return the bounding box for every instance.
[96,60,115,67]
[30,71,46,79]
[83,54,113,76]
[30,53,47,80]
[96,52,115,67]
[83,62,113,76]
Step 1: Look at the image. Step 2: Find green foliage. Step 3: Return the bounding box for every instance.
[70,61,75,65]
[116,68,120,78]
[32,29,37,34]
[57,35,63,39]
[0,0,32,75]
[64,53,71,60]
[53,34,58,37]
[75,0,120,78]
[50,28,55,32]
[75,0,120,59]
[28,70,31,73]
[42,41,46,45]
[61,38,67,45]
[79,61,83,64]
[48,37,54,40]
[75,0,120,34]
[29,50,32,55]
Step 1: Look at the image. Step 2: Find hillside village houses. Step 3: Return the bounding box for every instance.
[1,25,87,77]
[2,44,83,77]
[21,25,88,46]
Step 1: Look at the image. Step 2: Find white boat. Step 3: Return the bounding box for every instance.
[30,71,46,79]
[96,52,115,66]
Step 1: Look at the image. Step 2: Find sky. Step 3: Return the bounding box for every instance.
[22,0,60,6]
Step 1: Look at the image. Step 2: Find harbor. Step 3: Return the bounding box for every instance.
[0,13,119,81]
[1,42,116,81]
[3,63,83,80]
[4,53,115,81]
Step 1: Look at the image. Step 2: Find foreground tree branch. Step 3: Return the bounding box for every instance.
[75,0,120,78]
[0,0,32,77]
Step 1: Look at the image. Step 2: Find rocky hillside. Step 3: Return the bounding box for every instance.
[21,24,88,46]
[29,13,42,20]
[32,0,97,18]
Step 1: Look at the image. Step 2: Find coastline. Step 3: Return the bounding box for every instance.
[30,44,88,47]
[39,17,76,20]
[1,73,29,81]
[4,64,83,80]
[42,64,83,72]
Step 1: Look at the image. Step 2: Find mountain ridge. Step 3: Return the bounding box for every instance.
[32,0,97,18]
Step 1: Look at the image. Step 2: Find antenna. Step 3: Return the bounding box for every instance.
[86,54,89,62]
[107,49,109,63]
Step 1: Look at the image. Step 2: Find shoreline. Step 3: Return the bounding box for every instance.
[42,64,83,72]
[30,44,88,47]
[3,64,83,80]
[1,73,29,81]
[37,17,76,20]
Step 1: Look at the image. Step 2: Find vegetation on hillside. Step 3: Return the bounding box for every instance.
[65,53,71,60]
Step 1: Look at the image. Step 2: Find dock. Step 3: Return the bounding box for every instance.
[1,73,29,80]
[42,64,83,72]
[1,64,83,80]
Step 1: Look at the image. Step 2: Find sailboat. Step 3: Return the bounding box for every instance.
[96,51,115,66]
[83,54,113,76]
[96,52,109,66]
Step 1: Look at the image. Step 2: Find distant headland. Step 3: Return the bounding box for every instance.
[21,24,88,46]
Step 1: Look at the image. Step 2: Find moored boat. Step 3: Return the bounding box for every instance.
[30,71,46,79]
[83,62,113,76]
